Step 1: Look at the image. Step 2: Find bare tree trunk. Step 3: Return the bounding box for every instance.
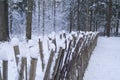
[106,0,112,37]
[9,14,13,34]
[86,0,90,31]
[42,0,45,36]
[53,0,56,32]
[38,0,41,32]
[0,0,9,41]
[77,0,80,31]
[115,19,119,36]
[26,0,34,40]
[69,1,73,33]
[69,12,72,33]
[90,10,92,31]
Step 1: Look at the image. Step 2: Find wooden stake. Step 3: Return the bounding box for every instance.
[13,45,20,66]
[25,58,27,80]
[3,60,8,80]
[29,58,38,80]
[43,50,54,80]
[19,57,26,80]
[38,39,44,71]
[0,67,2,80]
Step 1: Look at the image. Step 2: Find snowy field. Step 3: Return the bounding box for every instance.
[84,37,120,80]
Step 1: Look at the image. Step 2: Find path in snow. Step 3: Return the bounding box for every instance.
[84,37,120,80]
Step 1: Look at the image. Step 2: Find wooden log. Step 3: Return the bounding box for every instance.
[3,60,8,80]
[38,39,44,71]
[13,45,20,66]
[29,58,38,80]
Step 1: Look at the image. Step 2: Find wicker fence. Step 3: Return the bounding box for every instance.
[0,31,98,80]
[44,31,98,80]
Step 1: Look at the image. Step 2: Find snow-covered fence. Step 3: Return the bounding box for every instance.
[43,31,98,80]
[0,31,98,80]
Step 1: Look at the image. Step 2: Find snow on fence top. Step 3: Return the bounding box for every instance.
[0,31,98,80]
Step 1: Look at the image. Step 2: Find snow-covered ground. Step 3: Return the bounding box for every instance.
[84,37,120,80]
[4,33,120,80]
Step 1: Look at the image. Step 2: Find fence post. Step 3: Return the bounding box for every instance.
[13,45,20,66]
[25,58,27,80]
[38,39,44,71]
[0,66,2,80]
[52,47,65,80]
[3,60,8,80]
[43,50,54,80]
[29,58,38,80]
[19,57,26,80]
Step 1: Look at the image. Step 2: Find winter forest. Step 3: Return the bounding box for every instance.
[0,0,119,40]
[0,0,120,80]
